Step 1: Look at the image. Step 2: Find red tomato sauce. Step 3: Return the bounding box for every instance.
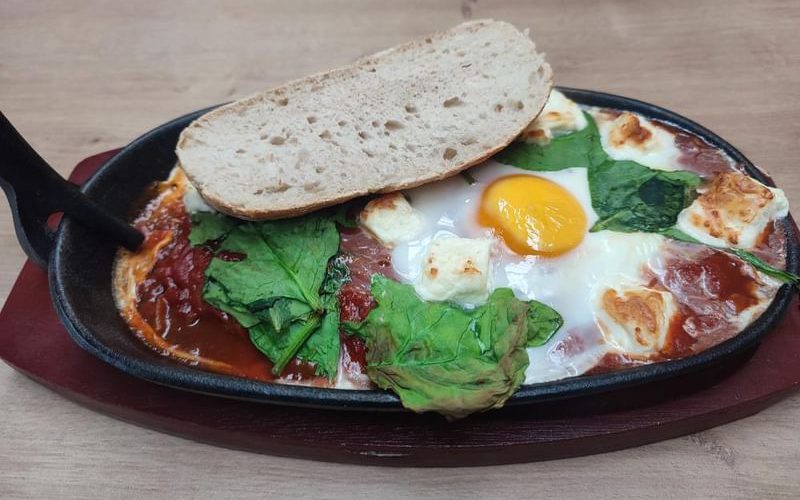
[672,129,735,175]
[134,197,300,382]
[639,118,737,176]
[662,251,760,313]
[131,194,392,386]
[658,249,763,353]
[336,228,398,380]
[589,249,763,374]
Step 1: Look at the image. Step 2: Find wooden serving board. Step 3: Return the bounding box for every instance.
[1,151,799,467]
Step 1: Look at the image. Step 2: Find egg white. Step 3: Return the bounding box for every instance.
[392,160,668,384]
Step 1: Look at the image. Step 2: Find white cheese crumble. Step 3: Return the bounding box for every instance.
[415,237,492,305]
[359,193,425,247]
[521,89,588,145]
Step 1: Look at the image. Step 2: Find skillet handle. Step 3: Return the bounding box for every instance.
[0,112,143,268]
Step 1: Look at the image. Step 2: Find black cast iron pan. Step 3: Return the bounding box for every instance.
[1,88,797,412]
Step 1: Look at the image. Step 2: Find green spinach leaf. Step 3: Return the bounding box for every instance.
[589,160,701,233]
[346,276,530,419]
[657,226,702,244]
[248,312,322,374]
[526,302,564,347]
[201,215,342,377]
[494,112,607,171]
[207,218,338,310]
[730,248,800,286]
[253,218,340,309]
[189,212,238,246]
[203,280,260,328]
[296,295,341,379]
[206,226,313,308]
[328,201,360,228]
[460,171,478,185]
[321,256,351,295]
[493,112,701,235]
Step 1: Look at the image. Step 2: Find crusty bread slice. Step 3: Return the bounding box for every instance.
[176,19,553,220]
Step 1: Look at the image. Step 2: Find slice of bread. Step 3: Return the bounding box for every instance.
[176,19,553,220]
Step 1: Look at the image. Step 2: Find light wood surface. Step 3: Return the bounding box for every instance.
[1,0,799,498]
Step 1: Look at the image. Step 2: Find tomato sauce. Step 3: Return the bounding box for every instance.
[752,222,787,268]
[585,353,645,375]
[133,193,320,383]
[658,248,762,353]
[592,109,736,175]
[663,251,760,313]
[130,189,394,387]
[336,228,398,381]
[673,131,735,175]
[589,248,765,374]
[643,119,736,175]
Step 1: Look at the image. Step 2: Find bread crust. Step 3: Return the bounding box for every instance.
[177,19,553,220]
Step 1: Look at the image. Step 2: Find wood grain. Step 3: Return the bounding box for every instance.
[1,0,799,497]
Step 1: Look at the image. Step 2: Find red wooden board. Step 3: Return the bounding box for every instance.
[1,151,799,467]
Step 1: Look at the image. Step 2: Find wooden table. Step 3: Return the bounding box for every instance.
[1,0,799,497]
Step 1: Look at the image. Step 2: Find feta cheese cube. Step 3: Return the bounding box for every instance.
[359,193,425,247]
[595,285,678,356]
[676,171,789,250]
[415,237,492,305]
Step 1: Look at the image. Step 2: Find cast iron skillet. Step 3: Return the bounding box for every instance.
[1,88,797,411]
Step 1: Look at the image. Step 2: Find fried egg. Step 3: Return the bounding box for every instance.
[385,161,670,383]
[478,174,587,256]
[366,89,786,383]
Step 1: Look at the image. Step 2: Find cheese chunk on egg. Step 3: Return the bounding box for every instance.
[593,110,682,171]
[415,237,492,305]
[676,171,789,250]
[595,285,678,356]
[359,193,425,247]
[520,90,588,145]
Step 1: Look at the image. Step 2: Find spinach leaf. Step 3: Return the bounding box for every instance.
[203,280,260,328]
[206,226,313,308]
[493,113,701,235]
[207,218,338,310]
[526,301,564,347]
[729,248,800,286]
[249,312,322,374]
[249,293,341,379]
[253,218,341,309]
[589,160,701,233]
[460,171,478,185]
[321,256,351,295]
[494,112,607,171]
[296,295,341,379]
[252,298,314,333]
[329,200,360,228]
[189,212,238,246]
[201,215,342,377]
[346,276,530,419]
[657,226,702,244]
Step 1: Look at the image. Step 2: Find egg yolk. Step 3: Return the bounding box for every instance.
[478,175,587,256]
